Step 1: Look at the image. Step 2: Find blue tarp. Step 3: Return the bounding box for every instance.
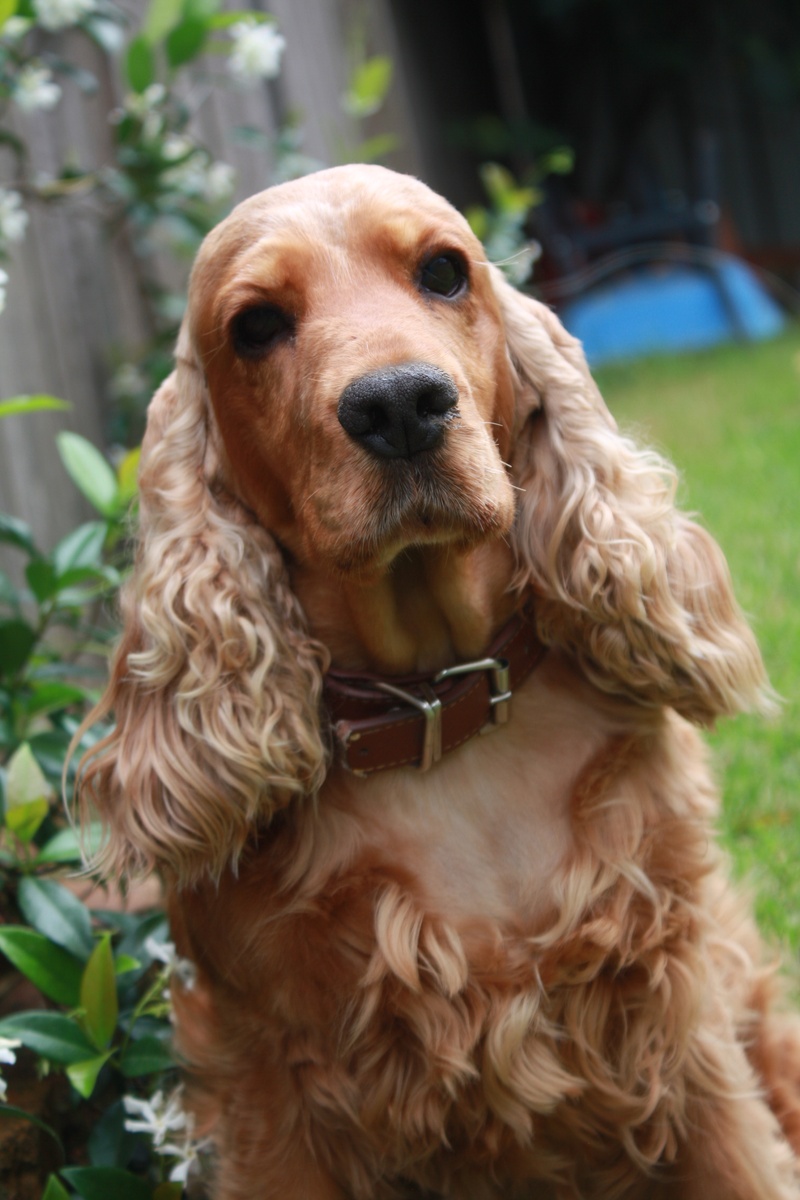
[560,253,785,367]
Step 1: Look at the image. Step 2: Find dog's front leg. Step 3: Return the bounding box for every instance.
[653,1051,800,1200]
[209,1083,351,1200]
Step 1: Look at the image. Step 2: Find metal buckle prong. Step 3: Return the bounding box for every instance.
[375,681,443,771]
[435,656,512,727]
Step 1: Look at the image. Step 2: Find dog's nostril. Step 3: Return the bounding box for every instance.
[368,405,389,433]
[416,389,444,420]
[338,363,458,460]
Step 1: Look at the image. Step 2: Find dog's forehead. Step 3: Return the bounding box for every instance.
[190,166,476,305]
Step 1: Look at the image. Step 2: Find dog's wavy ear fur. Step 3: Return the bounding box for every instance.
[75,325,329,884]
[491,268,770,725]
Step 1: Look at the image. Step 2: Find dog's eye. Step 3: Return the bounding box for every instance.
[419,253,468,299]
[231,305,293,358]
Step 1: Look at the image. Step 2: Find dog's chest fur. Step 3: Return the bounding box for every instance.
[171,665,717,1195]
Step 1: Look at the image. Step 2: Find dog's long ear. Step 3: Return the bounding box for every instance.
[75,325,328,884]
[491,269,770,724]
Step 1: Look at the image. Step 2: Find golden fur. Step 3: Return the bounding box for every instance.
[77,166,800,1198]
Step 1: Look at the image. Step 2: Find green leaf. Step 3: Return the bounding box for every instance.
[26,729,72,783]
[354,133,399,163]
[116,446,141,504]
[0,514,38,556]
[61,1166,153,1200]
[119,1034,174,1076]
[0,929,83,1006]
[25,558,58,603]
[166,14,207,66]
[541,145,574,176]
[343,55,393,118]
[142,0,183,42]
[80,934,118,1050]
[0,568,21,615]
[42,1177,71,1200]
[56,563,119,596]
[17,879,94,960]
[207,9,269,28]
[0,395,70,418]
[52,521,107,577]
[0,1011,96,1063]
[465,204,489,241]
[36,822,104,865]
[115,954,141,975]
[5,743,52,841]
[22,681,86,720]
[6,798,49,842]
[0,618,36,677]
[0,0,18,30]
[154,1185,184,1200]
[126,35,156,92]
[56,433,118,517]
[5,742,51,806]
[66,1050,113,1098]
[87,1098,134,1167]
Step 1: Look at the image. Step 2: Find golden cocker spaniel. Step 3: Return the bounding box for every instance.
[79,165,800,1199]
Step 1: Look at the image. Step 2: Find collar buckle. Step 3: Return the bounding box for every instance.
[375,681,443,771]
[436,656,512,728]
[374,657,513,772]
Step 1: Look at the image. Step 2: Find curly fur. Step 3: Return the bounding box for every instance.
[495,278,770,724]
[76,165,800,1199]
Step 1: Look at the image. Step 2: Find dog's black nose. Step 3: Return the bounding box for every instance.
[337,362,459,459]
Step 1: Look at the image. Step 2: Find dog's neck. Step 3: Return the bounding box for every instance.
[290,538,517,676]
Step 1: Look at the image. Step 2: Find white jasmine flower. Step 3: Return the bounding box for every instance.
[162,134,193,162]
[123,1088,188,1147]
[14,63,62,112]
[144,935,177,966]
[1,17,32,41]
[145,935,197,989]
[0,268,8,315]
[203,161,236,203]
[111,85,166,140]
[0,190,29,247]
[162,157,205,196]
[0,1037,20,1065]
[161,153,235,206]
[0,1037,20,1102]
[164,1135,213,1184]
[33,0,96,31]
[129,83,166,113]
[228,20,285,81]
[110,362,146,399]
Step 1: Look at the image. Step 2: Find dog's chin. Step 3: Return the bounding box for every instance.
[323,465,516,577]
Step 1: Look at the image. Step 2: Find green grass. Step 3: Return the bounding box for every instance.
[595,330,800,952]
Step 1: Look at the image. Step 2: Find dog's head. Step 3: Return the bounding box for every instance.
[77,166,769,882]
[184,164,517,575]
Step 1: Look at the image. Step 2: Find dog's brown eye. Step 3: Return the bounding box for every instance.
[231,305,293,358]
[419,253,468,299]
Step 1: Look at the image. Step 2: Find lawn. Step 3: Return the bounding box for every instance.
[595,329,800,952]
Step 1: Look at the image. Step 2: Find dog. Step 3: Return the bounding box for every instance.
[78,165,800,1198]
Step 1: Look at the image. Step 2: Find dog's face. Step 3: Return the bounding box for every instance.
[188,164,518,574]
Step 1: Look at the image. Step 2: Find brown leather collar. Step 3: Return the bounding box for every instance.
[324,607,545,776]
